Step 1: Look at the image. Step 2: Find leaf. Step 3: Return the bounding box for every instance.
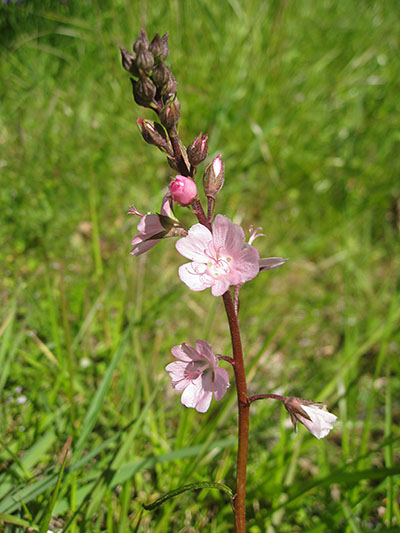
[39,436,71,533]
[143,481,233,511]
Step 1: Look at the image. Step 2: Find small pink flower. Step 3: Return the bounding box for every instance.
[284,397,337,439]
[169,175,198,206]
[165,340,229,413]
[176,214,260,296]
[129,196,185,256]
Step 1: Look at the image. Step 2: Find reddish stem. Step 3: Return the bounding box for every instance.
[168,126,189,176]
[248,393,285,404]
[222,291,249,533]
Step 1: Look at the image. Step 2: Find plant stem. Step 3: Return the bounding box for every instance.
[222,291,249,533]
[168,126,189,176]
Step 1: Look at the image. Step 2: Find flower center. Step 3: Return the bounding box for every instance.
[204,245,232,278]
[184,361,209,382]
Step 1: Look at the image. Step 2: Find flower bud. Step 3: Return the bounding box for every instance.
[187,134,208,166]
[160,33,169,60]
[136,47,154,72]
[119,46,139,76]
[131,76,156,106]
[203,154,225,198]
[133,29,149,53]
[162,72,178,97]
[152,62,171,89]
[159,97,181,129]
[149,33,163,59]
[283,397,337,439]
[169,175,198,206]
[137,119,172,153]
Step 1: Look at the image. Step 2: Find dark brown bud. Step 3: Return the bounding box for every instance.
[187,134,208,166]
[137,119,172,154]
[159,97,181,129]
[131,76,156,106]
[133,29,149,53]
[149,33,163,59]
[136,47,154,72]
[152,62,171,89]
[162,72,178,97]
[203,155,225,198]
[119,46,139,77]
[160,33,169,60]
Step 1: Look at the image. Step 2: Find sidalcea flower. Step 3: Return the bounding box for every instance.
[169,175,198,206]
[165,340,229,413]
[283,397,337,439]
[129,195,186,255]
[176,214,260,297]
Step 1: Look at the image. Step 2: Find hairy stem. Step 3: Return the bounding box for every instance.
[222,291,249,533]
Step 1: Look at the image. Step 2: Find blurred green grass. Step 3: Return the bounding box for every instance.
[0,0,399,531]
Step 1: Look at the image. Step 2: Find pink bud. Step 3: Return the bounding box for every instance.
[169,175,198,206]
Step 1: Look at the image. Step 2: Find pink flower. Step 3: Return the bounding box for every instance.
[169,175,198,206]
[165,340,229,413]
[129,196,185,255]
[176,214,260,296]
[284,397,337,439]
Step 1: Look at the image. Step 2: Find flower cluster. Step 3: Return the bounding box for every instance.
[122,29,337,438]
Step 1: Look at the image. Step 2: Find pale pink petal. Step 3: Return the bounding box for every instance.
[160,194,172,217]
[178,263,213,291]
[211,277,231,297]
[165,361,191,390]
[130,239,160,255]
[234,246,260,282]
[181,379,204,409]
[194,389,213,413]
[137,214,164,235]
[195,340,216,366]
[171,344,196,362]
[176,224,212,262]
[212,215,245,255]
[259,257,288,271]
[301,405,337,439]
[213,367,230,401]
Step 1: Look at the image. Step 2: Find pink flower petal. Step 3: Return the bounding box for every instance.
[213,367,230,401]
[137,214,164,235]
[175,224,212,262]
[211,277,230,297]
[234,246,260,282]
[212,214,245,255]
[178,263,213,291]
[130,239,160,255]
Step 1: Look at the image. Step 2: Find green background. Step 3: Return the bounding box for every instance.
[1,1,399,531]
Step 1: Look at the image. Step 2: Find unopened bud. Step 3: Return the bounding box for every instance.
[169,175,198,206]
[152,62,170,89]
[203,154,225,198]
[187,134,208,166]
[131,76,156,106]
[167,157,180,172]
[136,47,154,72]
[160,33,169,60]
[162,72,178,97]
[137,119,171,153]
[149,33,163,59]
[159,97,181,129]
[133,29,149,53]
[119,46,139,76]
